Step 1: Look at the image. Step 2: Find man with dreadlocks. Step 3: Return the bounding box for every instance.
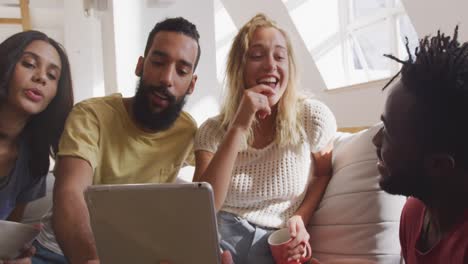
[372,26,468,263]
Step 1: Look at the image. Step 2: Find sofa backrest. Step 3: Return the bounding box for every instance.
[308,123,406,264]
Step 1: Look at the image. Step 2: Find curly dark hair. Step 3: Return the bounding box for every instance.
[144,17,201,71]
[0,30,74,177]
[384,26,468,167]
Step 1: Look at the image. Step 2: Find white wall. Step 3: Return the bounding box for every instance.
[63,0,105,103]
[0,0,106,104]
[98,0,118,96]
[0,2,63,51]
[29,2,64,43]
[110,0,143,97]
[403,0,467,42]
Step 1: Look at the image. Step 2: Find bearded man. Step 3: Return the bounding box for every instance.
[33,17,202,264]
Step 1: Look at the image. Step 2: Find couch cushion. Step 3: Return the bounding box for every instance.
[21,173,55,224]
[308,123,406,264]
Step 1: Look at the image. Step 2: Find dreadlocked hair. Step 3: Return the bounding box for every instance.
[384,26,468,168]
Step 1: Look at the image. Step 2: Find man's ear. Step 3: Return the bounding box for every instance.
[187,74,197,95]
[135,56,144,77]
[424,153,456,178]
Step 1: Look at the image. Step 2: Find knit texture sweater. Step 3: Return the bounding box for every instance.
[195,99,337,228]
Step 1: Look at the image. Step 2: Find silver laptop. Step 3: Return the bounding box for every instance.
[85,182,221,264]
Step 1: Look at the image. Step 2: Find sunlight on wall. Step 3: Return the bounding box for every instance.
[91,19,105,98]
[186,95,221,127]
[214,0,236,84]
[315,44,346,89]
[177,166,195,182]
[113,1,143,97]
[93,80,105,97]
[289,0,339,51]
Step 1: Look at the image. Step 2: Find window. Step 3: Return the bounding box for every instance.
[214,0,418,90]
[285,0,418,89]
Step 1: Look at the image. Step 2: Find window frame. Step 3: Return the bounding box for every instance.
[330,0,408,89]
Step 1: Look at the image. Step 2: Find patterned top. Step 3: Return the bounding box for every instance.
[195,99,336,228]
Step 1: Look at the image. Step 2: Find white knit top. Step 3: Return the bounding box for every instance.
[194,99,337,228]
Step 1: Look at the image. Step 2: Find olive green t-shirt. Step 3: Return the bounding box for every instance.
[58,93,196,184]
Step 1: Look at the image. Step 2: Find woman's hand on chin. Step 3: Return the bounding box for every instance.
[230,84,275,131]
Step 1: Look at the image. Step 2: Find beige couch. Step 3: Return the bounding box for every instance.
[23,124,405,263]
[308,124,406,264]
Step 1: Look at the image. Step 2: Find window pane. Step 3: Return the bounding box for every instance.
[398,14,418,61]
[316,44,347,89]
[289,0,339,51]
[280,0,420,89]
[354,19,391,71]
[351,40,363,70]
[352,0,387,20]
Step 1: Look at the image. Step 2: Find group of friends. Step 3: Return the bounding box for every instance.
[0,13,467,264]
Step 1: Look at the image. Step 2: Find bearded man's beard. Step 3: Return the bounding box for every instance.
[132,79,187,131]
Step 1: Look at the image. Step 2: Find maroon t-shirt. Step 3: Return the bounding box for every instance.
[400,197,468,264]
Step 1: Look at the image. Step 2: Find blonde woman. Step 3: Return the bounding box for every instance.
[194,14,336,263]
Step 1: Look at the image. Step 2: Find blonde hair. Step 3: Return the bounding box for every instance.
[219,13,305,146]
